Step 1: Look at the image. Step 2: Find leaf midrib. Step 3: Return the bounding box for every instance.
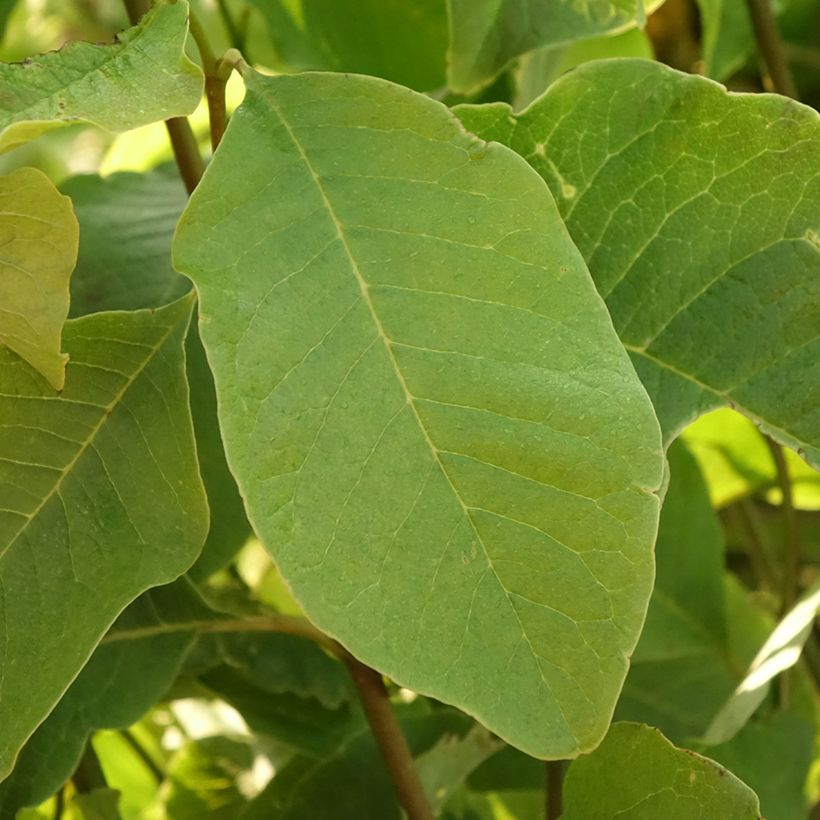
[263,87,580,745]
[0,304,187,560]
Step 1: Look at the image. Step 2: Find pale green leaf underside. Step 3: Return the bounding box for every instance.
[0,296,208,779]
[455,59,820,466]
[174,69,663,758]
[447,0,664,93]
[562,722,760,819]
[0,167,77,390]
[0,0,202,153]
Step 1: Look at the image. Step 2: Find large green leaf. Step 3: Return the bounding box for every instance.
[0,0,202,153]
[447,0,664,93]
[455,60,820,465]
[562,722,760,819]
[0,579,211,814]
[0,167,77,390]
[62,167,250,577]
[173,67,663,759]
[0,296,208,779]
[247,0,448,92]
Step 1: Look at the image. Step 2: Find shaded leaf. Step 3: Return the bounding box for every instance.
[617,441,738,741]
[61,167,250,577]
[247,0,448,92]
[0,578,212,813]
[447,0,664,93]
[174,67,663,758]
[456,60,820,465]
[70,788,121,820]
[562,722,761,819]
[64,168,189,318]
[0,166,77,389]
[706,710,813,820]
[0,296,208,779]
[242,710,473,820]
[0,0,202,153]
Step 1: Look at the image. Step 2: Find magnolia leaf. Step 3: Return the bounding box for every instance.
[705,711,814,820]
[61,167,250,577]
[0,0,202,153]
[0,579,219,814]
[64,168,189,318]
[704,579,820,745]
[174,68,663,759]
[247,0,448,92]
[562,722,761,819]
[617,441,737,741]
[0,166,77,389]
[447,0,664,93]
[0,296,208,780]
[456,60,820,465]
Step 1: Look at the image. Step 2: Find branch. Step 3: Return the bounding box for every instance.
[343,658,435,820]
[546,760,564,820]
[745,0,798,98]
[122,0,204,192]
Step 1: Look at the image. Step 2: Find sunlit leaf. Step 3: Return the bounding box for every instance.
[174,67,664,759]
[456,59,820,466]
[0,166,76,389]
[0,0,202,153]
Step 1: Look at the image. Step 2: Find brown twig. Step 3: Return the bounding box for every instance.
[546,760,564,819]
[343,658,435,820]
[745,0,798,97]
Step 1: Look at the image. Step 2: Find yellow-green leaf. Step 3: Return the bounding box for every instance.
[0,166,76,389]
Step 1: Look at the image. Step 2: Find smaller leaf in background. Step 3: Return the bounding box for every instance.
[513,28,653,111]
[561,722,761,819]
[61,165,252,578]
[68,788,121,820]
[0,0,202,153]
[246,0,449,92]
[0,166,76,388]
[704,579,820,745]
[684,408,820,509]
[241,710,477,820]
[696,0,756,80]
[706,710,813,820]
[0,578,215,815]
[414,725,502,814]
[63,168,189,317]
[447,0,665,93]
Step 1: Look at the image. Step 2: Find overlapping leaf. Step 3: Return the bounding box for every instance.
[63,167,249,577]
[562,722,760,819]
[0,579,212,814]
[0,0,202,153]
[174,67,663,758]
[0,166,77,389]
[447,0,664,93]
[248,0,448,92]
[0,296,208,779]
[456,60,820,464]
